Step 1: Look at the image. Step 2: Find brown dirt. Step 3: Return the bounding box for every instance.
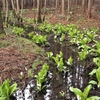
[0,35,43,89]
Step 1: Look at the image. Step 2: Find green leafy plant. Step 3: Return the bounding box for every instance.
[93,57,100,67]
[12,27,24,36]
[86,29,98,42]
[32,34,47,45]
[35,63,49,92]
[70,85,100,100]
[46,52,53,60]
[28,32,35,38]
[92,41,100,56]
[66,56,73,66]
[78,45,90,60]
[38,22,52,33]
[89,66,100,87]
[52,51,71,72]
[52,51,65,72]
[53,23,67,36]
[0,79,18,100]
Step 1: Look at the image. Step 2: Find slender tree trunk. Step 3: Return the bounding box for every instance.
[0,6,5,34]
[82,0,85,13]
[2,0,6,12]
[16,0,20,15]
[88,0,92,18]
[75,0,78,6]
[43,0,46,21]
[37,0,42,23]
[68,0,70,14]
[62,0,65,15]
[5,0,9,25]
[44,0,46,13]
[56,0,59,11]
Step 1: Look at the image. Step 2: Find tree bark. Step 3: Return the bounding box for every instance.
[62,0,65,15]
[68,0,70,14]
[88,0,92,18]
[82,0,85,13]
[56,0,59,11]
[37,0,42,23]
[0,5,5,34]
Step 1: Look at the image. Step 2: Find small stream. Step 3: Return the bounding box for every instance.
[15,37,96,100]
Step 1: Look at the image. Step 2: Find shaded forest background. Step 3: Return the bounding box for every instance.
[0,0,100,34]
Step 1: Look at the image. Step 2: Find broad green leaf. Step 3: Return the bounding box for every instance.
[69,87,84,99]
[96,67,100,87]
[89,69,96,76]
[87,96,100,100]
[89,80,97,85]
[93,58,100,67]
[0,97,6,100]
[83,85,92,99]
[9,83,18,95]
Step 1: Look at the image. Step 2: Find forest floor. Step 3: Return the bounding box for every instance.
[0,34,45,89]
[0,3,100,88]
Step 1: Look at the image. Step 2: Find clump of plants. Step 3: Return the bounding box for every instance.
[12,26,25,36]
[35,63,49,92]
[0,79,18,100]
[32,34,47,45]
[89,57,100,87]
[38,22,52,33]
[53,23,67,42]
[28,32,47,46]
[91,41,100,57]
[78,45,90,61]
[52,51,73,72]
[70,84,100,100]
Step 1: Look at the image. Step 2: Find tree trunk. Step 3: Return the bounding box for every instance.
[2,0,6,12]
[5,0,9,24]
[0,6,5,34]
[37,0,42,23]
[82,0,85,13]
[68,0,70,14]
[88,0,92,18]
[56,0,59,11]
[62,0,65,15]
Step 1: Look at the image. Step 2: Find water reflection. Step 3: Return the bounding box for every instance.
[45,41,89,99]
[15,40,89,100]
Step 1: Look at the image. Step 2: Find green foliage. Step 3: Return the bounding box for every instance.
[46,52,53,60]
[52,51,65,72]
[28,32,35,38]
[12,27,24,36]
[86,30,97,42]
[67,25,98,46]
[78,45,90,61]
[0,79,18,100]
[70,85,100,100]
[28,69,34,77]
[32,34,47,45]
[52,51,73,72]
[38,22,52,33]
[66,56,73,66]
[92,41,100,56]
[93,57,100,67]
[89,67,100,87]
[53,23,67,36]
[35,63,49,92]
